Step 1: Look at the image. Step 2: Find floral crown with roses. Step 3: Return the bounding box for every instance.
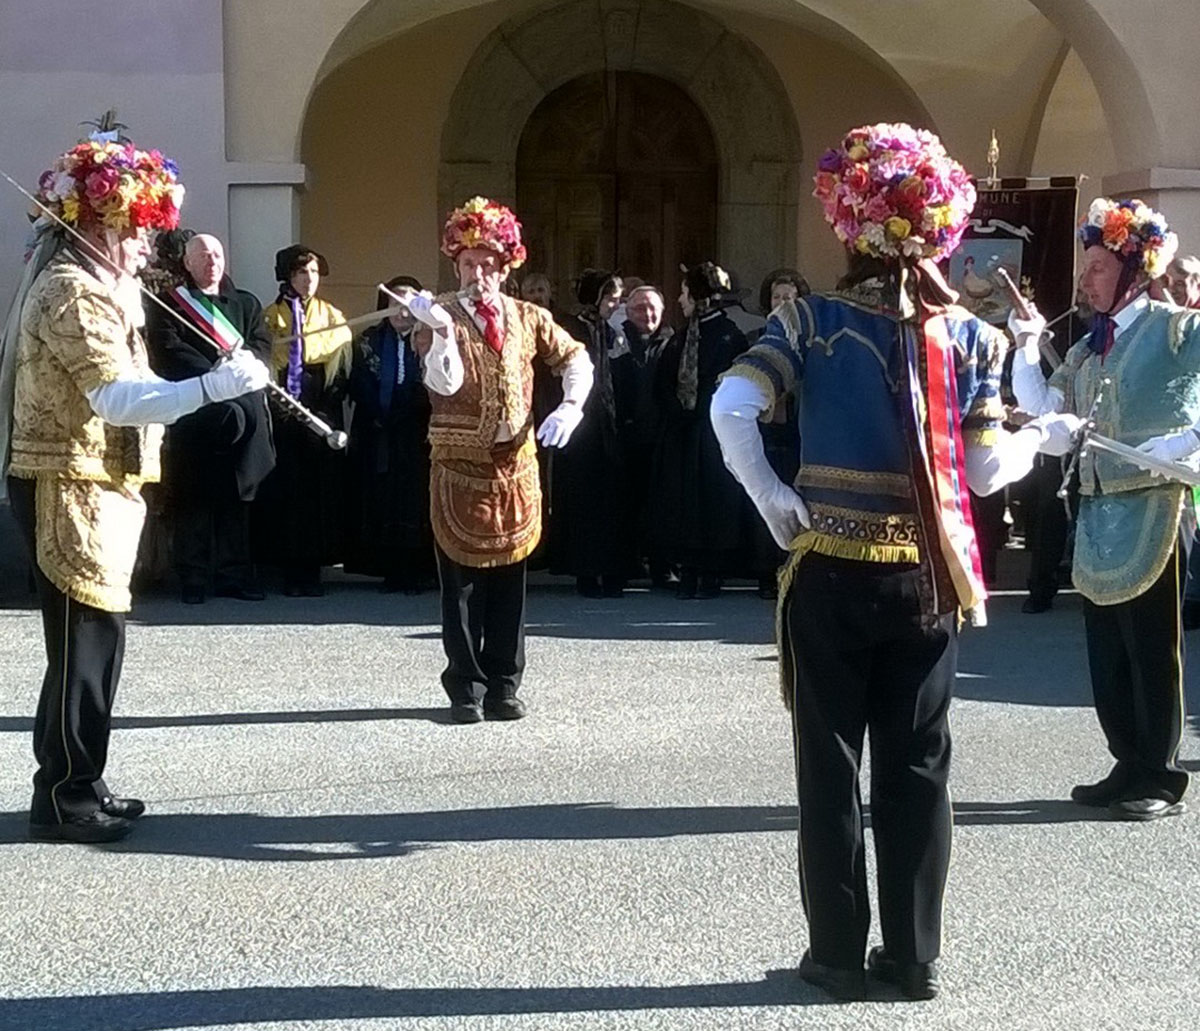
[1078,197,1177,278]
[32,139,183,234]
[813,123,975,264]
[441,196,527,269]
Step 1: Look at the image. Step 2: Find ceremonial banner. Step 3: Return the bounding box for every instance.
[948,179,1078,326]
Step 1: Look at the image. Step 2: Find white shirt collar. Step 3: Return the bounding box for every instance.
[1112,292,1150,336]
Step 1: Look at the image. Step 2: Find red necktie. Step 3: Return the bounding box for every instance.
[474,297,504,355]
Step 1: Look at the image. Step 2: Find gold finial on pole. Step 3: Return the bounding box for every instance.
[985,129,1000,189]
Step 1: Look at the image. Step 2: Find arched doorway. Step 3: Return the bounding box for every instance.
[516,72,718,308]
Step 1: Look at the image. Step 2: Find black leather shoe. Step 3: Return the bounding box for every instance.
[449,703,484,724]
[1071,767,1130,807]
[30,811,133,843]
[181,587,206,605]
[798,951,865,1001]
[214,584,266,601]
[484,697,527,721]
[1021,594,1053,614]
[100,796,145,820]
[1109,796,1186,821]
[867,946,940,1000]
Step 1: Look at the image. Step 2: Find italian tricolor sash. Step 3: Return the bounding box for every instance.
[171,286,243,354]
[922,313,986,616]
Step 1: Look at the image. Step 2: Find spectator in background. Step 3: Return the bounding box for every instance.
[759,268,810,317]
[650,262,751,598]
[1163,254,1200,309]
[520,271,555,311]
[620,285,674,586]
[551,270,635,596]
[147,233,275,604]
[259,245,353,596]
[344,276,434,593]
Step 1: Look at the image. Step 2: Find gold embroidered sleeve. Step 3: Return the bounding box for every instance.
[532,307,585,370]
[39,278,129,395]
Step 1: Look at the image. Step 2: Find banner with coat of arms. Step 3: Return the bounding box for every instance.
[948,180,1079,332]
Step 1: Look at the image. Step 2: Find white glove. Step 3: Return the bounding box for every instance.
[201,349,270,403]
[536,402,584,448]
[753,481,812,550]
[1006,304,1047,361]
[1029,412,1084,456]
[709,374,811,550]
[1136,430,1200,472]
[397,289,453,332]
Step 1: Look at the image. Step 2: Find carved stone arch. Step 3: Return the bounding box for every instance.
[437,0,803,292]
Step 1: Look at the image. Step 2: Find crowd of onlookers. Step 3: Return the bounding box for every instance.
[132,227,816,603]
[119,229,1200,613]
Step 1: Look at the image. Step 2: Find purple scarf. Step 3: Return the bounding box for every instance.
[286,295,304,398]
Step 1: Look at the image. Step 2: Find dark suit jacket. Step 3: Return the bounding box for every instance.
[146,278,276,501]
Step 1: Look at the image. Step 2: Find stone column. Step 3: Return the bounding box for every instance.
[225,164,307,304]
[1103,168,1200,260]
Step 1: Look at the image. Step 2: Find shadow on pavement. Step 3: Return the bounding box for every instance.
[0,707,452,734]
[0,797,1112,862]
[0,971,843,1030]
[0,803,797,861]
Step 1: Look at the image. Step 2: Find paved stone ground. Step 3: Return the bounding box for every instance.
[0,556,1197,1031]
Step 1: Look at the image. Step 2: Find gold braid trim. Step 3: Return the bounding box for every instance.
[718,365,778,407]
[796,464,912,498]
[961,428,999,447]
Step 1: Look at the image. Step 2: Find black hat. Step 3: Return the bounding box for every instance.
[274,244,329,283]
[574,268,622,307]
[682,261,731,302]
[376,275,423,311]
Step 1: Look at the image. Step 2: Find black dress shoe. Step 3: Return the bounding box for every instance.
[798,950,865,1002]
[214,584,266,601]
[449,703,484,724]
[1071,767,1131,807]
[867,946,940,1000]
[30,810,133,843]
[1021,594,1053,614]
[483,697,527,721]
[1109,796,1187,821]
[181,587,206,605]
[100,796,145,820]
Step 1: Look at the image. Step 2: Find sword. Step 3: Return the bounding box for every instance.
[1058,378,1109,500]
[0,165,348,449]
[1077,431,1200,488]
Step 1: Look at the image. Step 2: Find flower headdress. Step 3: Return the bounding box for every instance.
[441,196,527,269]
[33,140,183,233]
[813,123,975,263]
[1078,197,1177,278]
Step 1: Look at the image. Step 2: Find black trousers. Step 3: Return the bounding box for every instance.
[784,553,956,969]
[1082,539,1190,802]
[8,476,125,825]
[1024,455,1070,601]
[434,546,527,705]
[174,497,255,591]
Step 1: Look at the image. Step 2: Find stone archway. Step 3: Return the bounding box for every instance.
[436,0,802,293]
